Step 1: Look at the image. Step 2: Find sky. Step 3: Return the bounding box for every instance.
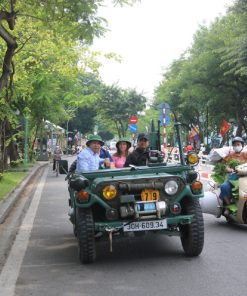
[92,0,234,100]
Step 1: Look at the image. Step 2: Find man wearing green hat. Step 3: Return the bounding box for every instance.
[76,134,111,172]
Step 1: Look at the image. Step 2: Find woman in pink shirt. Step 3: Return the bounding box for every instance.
[112,137,131,168]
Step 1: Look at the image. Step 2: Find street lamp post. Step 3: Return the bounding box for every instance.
[66,120,69,155]
[206,105,209,150]
[24,116,29,168]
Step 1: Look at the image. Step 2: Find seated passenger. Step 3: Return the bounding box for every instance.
[76,135,111,172]
[112,137,131,168]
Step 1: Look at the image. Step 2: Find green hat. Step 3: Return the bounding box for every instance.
[116,137,131,149]
[86,134,104,146]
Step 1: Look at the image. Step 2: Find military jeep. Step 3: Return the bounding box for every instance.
[62,121,204,264]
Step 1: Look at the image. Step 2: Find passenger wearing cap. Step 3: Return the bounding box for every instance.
[124,133,150,167]
[218,137,247,210]
[112,137,131,168]
[76,135,111,172]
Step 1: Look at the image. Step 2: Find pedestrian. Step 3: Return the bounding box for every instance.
[112,137,131,168]
[53,145,63,171]
[124,133,150,167]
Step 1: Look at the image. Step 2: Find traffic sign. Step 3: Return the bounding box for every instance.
[129,116,138,124]
[129,124,137,133]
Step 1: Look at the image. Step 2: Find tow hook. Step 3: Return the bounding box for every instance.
[105,227,116,252]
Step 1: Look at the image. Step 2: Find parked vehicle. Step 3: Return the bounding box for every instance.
[61,121,204,264]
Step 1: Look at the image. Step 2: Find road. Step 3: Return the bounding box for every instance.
[0,158,246,296]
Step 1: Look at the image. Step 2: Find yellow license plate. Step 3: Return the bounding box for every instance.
[141,189,159,201]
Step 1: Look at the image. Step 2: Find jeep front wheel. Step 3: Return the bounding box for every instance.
[180,198,204,256]
[76,208,96,264]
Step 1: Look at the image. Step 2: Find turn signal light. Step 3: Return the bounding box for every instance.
[77,190,89,202]
[103,185,117,200]
[191,181,203,191]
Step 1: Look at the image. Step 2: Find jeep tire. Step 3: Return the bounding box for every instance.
[180,198,204,256]
[76,207,96,264]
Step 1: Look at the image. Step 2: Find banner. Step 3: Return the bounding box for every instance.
[188,126,200,142]
[219,119,231,137]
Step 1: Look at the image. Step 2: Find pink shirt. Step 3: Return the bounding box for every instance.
[112,155,127,168]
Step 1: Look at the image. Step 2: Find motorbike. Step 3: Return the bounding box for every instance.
[200,164,247,224]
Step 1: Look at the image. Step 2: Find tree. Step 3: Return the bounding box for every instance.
[0,0,138,169]
[154,1,247,144]
[97,84,147,137]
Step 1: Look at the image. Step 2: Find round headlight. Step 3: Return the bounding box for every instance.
[187,152,199,166]
[103,185,117,200]
[164,180,179,195]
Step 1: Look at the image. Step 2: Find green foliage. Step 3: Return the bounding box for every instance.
[153,1,247,139]
[227,158,242,169]
[0,171,27,201]
[211,162,227,185]
[10,159,23,168]
[96,84,147,137]
[211,158,242,185]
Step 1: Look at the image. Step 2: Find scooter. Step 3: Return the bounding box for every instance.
[200,164,247,224]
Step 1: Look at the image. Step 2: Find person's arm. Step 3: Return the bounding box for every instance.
[106,150,113,162]
[124,154,133,167]
[69,160,77,173]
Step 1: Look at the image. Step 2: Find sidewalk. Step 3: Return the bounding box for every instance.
[0,161,49,224]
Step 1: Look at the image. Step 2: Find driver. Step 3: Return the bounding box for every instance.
[219,137,247,211]
[124,133,150,167]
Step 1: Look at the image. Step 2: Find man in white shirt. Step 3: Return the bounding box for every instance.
[76,135,111,172]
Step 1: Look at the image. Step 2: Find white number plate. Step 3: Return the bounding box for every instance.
[123,219,167,232]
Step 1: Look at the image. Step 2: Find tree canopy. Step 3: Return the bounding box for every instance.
[154,0,247,145]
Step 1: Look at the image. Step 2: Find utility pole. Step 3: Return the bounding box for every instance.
[24,116,29,168]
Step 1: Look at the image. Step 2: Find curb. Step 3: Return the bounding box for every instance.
[0,161,49,224]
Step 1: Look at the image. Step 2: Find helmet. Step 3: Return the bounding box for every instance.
[116,137,131,149]
[232,136,244,146]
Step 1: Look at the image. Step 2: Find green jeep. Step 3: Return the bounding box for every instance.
[62,121,204,264]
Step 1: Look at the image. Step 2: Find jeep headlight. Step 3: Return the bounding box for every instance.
[164,180,179,195]
[103,185,117,200]
[187,152,199,166]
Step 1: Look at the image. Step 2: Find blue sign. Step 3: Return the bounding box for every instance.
[159,103,170,126]
[130,124,137,133]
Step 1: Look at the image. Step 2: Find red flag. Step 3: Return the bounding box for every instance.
[188,126,200,142]
[219,119,231,137]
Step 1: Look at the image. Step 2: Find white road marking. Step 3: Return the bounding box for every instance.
[0,166,49,296]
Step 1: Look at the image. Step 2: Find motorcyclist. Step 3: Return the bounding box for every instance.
[53,145,63,171]
[219,137,247,212]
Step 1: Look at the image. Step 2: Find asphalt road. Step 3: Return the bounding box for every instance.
[0,158,246,296]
